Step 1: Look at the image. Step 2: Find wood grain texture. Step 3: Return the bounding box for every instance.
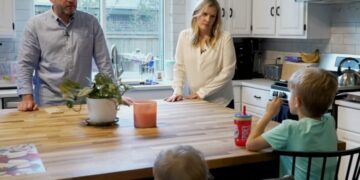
[0,100,344,179]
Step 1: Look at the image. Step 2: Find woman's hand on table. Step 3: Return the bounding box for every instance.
[165,95,183,102]
[186,93,201,100]
[18,94,38,111]
[122,96,134,106]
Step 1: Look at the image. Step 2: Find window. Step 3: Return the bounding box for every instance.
[34,0,164,82]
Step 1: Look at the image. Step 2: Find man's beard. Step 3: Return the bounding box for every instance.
[62,7,76,16]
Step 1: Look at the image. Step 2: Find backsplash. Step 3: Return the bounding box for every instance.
[263,2,360,64]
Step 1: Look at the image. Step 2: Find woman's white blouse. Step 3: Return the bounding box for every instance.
[172,29,236,107]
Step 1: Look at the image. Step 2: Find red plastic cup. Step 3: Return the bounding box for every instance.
[234,113,252,147]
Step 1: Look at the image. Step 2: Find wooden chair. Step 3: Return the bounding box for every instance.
[272,147,360,180]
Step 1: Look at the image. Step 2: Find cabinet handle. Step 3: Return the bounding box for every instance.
[270,7,275,17]
[254,95,261,99]
[276,6,280,16]
[229,8,233,18]
[222,8,225,17]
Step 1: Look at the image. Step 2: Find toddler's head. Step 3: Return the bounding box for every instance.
[153,145,210,180]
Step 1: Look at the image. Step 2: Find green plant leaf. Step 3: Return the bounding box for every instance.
[77,87,93,97]
[60,72,131,108]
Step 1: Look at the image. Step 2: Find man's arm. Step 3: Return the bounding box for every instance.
[17,19,40,111]
[18,94,38,111]
[92,20,114,79]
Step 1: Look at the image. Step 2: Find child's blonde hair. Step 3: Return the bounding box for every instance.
[288,68,337,118]
[191,0,222,48]
[153,145,210,180]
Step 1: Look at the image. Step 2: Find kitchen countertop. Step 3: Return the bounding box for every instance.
[335,100,360,109]
[232,78,274,90]
[127,80,172,90]
[0,88,17,98]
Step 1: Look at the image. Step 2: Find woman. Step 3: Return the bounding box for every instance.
[165,0,236,107]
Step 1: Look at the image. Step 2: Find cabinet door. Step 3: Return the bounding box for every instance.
[218,0,228,32]
[337,106,360,133]
[233,86,241,112]
[337,129,360,180]
[252,0,276,35]
[228,0,251,35]
[0,0,15,38]
[276,0,305,36]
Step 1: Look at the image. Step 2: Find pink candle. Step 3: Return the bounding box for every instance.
[133,100,157,128]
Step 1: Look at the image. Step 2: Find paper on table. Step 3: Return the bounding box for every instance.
[0,144,46,176]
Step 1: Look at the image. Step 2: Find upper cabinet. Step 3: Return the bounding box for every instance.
[0,0,16,38]
[218,0,252,36]
[251,0,330,39]
[252,0,304,36]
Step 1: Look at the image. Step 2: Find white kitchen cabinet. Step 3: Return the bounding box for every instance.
[218,0,252,36]
[335,100,360,179]
[232,79,273,118]
[252,0,330,39]
[241,86,270,118]
[0,0,16,38]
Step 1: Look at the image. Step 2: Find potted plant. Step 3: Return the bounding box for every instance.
[60,73,131,124]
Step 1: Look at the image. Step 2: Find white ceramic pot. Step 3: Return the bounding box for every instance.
[86,98,118,124]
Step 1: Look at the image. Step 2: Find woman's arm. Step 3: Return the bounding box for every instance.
[172,30,187,96]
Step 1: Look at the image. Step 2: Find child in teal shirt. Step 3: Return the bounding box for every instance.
[246,68,338,180]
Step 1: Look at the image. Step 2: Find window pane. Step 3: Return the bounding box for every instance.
[34,0,51,15]
[106,0,163,81]
[34,0,100,20]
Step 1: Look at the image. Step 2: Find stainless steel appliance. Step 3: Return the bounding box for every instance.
[264,58,282,81]
[337,57,360,87]
[269,53,360,123]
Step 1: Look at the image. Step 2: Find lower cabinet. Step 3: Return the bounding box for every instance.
[233,80,273,118]
[336,101,360,179]
[241,87,270,118]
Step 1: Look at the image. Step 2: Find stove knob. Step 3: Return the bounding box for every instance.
[272,91,279,97]
[279,92,287,99]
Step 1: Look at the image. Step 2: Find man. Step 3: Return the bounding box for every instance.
[17,0,130,111]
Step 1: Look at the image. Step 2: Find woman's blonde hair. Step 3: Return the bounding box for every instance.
[288,68,338,118]
[153,145,211,180]
[191,0,222,48]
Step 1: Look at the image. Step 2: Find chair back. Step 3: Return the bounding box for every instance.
[273,147,360,180]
